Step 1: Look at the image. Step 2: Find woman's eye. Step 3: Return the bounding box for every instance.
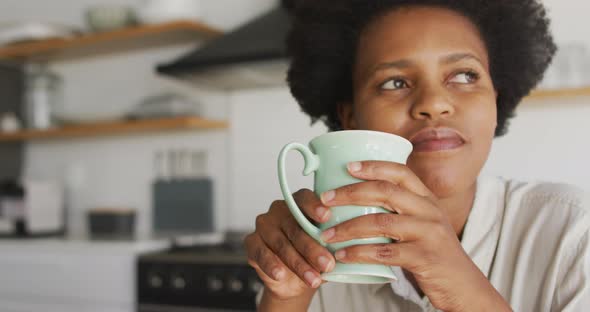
[381,78,409,90]
[449,71,479,84]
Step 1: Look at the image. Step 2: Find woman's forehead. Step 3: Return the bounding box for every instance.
[356,6,489,71]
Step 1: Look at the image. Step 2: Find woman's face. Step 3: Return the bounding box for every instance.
[339,6,497,198]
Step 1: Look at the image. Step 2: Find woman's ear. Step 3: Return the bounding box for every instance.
[337,102,357,130]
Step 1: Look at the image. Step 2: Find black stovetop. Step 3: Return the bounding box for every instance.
[137,240,259,311]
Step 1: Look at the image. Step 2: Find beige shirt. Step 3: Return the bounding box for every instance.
[257,176,590,311]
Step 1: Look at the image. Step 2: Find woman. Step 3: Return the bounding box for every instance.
[244,0,589,311]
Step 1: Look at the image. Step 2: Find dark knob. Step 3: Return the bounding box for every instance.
[228,278,244,293]
[148,274,163,289]
[172,275,186,289]
[207,276,223,292]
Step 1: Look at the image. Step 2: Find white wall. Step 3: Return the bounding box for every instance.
[4,0,590,236]
[228,88,326,230]
[482,99,590,189]
[482,0,590,191]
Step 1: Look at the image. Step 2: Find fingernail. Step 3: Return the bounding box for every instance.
[304,271,321,288]
[272,268,284,280]
[315,206,330,221]
[321,228,335,242]
[335,250,346,260]
[318,255,331,271]
[347,162,362,172]
[321,190,335,203]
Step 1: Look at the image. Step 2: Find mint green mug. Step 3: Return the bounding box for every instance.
[278,130,413,284]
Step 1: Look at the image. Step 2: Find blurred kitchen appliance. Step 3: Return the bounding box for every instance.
[137,232,261,311]
[0,179,64,237]
[153,179,213,236]
[152,150,214,241]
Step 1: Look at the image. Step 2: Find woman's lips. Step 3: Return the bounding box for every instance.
[412,137,465,152]
[409,127,466,153]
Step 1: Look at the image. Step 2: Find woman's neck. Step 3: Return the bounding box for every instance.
[439,181,478,239]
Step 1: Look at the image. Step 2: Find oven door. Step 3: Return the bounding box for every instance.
[137,257,261,312]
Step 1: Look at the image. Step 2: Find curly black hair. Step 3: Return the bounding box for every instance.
[286,0,556,137]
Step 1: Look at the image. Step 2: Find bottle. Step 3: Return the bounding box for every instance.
[24,63,63,129]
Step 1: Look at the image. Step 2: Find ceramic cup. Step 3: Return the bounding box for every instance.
[278,130,413,284]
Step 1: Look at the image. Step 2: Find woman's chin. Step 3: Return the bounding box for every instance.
[410,167,469,198]
[408,155,479,198]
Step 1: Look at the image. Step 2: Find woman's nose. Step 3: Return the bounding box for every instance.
[410,87,455,120]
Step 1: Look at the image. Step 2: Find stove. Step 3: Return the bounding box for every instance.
[137,241,262,312]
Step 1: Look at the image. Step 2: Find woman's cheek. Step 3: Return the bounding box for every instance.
[357,100,408,131]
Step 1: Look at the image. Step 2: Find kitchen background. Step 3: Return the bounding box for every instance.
[0,0,588,311]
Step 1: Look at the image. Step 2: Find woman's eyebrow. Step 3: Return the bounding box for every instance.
[373,59,414,72]
[441,52,484,66]
[371,52,483,75]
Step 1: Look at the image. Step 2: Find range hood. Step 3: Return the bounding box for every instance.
[157,6,291,90]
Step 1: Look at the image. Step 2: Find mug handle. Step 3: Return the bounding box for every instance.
[277,142,325,246]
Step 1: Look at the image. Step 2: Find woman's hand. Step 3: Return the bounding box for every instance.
[244,189,336,306]
[318,161,511,312]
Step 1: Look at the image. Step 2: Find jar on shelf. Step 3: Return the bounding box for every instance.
[24,63,64,130]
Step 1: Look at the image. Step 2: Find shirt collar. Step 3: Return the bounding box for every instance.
[460,175,506,278]
[368,175,506,296]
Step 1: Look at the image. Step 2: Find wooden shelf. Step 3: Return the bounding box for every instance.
[0,20,222,62]
[527,86,590,100]
[0,116,228,142]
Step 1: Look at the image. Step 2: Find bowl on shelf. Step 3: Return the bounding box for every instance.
[136,0,203,25]
[85,5,137,32]
[126,93,202,120]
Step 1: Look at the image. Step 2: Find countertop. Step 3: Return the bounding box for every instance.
[0,237,169,254]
